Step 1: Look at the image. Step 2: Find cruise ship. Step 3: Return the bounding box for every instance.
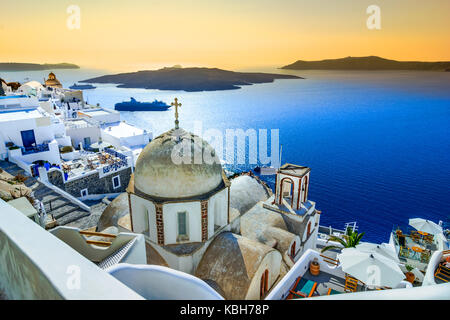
[114,97,170,111]
[69,83,96,90]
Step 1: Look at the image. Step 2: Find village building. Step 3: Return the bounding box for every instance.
[44,147,133,199]
[0,105,70,174]
[96,98,321,299]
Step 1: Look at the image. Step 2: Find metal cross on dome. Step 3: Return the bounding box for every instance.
[171,97,182,129]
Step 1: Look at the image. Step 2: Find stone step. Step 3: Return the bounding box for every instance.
[0,165,20,172]
[51,204,80,219]
[4,168,27,176]
[0,162,21,170]
[32,188,56,200]
[24,181,41,191]
[43,198,70,212]
[56,210,90,226]
[40,193,62,203]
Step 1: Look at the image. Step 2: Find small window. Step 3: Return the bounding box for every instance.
[80,188,88,197]
[142,207,150,237]
[112,175,121,189]
[177,211,188,241]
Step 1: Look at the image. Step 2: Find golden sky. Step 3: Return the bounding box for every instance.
[0,0,449,71]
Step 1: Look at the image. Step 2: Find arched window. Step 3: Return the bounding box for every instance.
[290,241,296,259]
[279,177,294,207]
[307,222,312,238]
[260,269,269,299]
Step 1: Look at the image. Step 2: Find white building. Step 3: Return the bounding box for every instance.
[78,108,120,124]
[65,117,102,149]
[0,106,70,173]
[17,81,44,96]
[101,121,151,166]
[0,94,40,111]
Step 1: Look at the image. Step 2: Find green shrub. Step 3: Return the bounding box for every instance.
[60,146,74,153]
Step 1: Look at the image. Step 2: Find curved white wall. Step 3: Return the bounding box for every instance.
[107,263,224,300]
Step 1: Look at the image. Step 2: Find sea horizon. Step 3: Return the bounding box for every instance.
[1,68,449,243]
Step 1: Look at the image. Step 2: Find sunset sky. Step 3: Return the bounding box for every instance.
[1,0,449,71]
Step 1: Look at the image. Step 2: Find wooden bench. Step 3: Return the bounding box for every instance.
[344,274,359,292]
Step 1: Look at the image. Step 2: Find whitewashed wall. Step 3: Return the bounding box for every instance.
[207,188,228,237]
[0,200,144,300]
[130,195,157,243]
[66,125,101,148]
[163,201,202,244]
[0,116,55,147]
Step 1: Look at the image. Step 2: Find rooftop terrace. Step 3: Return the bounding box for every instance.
[62,148,130,180]
[102,121,146,138]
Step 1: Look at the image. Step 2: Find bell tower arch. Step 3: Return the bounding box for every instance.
[274,164,310,211]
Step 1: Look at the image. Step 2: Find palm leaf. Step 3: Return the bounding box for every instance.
[326,236,348,248]
[321,245,341,253]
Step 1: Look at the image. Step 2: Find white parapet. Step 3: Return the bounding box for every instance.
[0,199,144,300]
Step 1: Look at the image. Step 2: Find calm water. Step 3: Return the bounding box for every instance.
[2,68,449,242]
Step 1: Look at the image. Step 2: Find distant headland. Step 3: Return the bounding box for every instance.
[0,63,80,71]
[281,56,450,71]
[81,67,302,92]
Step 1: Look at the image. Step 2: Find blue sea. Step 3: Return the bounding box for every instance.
[2,68,449,242]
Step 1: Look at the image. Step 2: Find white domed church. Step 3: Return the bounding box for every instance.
[101,98,322,299]
[127,126,231,270]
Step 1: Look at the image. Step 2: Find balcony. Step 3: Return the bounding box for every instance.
[20,143,50,155]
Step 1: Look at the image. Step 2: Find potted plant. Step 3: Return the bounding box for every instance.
[405,264,415,283]
[321,227,365,253]
[310,257,320,276]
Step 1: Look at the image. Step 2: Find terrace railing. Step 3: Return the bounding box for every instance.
[102,148,129,174]
[20,143,50,155]
[320,254,339,266]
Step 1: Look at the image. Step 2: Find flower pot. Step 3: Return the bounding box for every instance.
[405,272,415,283]
[310,260,320,276]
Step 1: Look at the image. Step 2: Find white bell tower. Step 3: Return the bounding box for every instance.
[274,164,310,211]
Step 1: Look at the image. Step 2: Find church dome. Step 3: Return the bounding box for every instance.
[134,127,224,199]
[45,72,62,87]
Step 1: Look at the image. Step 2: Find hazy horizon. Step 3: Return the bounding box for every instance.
[1,0,449,70]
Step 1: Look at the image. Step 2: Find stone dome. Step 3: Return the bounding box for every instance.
[134,128,224,199]
[45,72,62,87]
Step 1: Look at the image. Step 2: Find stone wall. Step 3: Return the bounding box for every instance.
[48,167,132,198]
[48,169,64,189]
